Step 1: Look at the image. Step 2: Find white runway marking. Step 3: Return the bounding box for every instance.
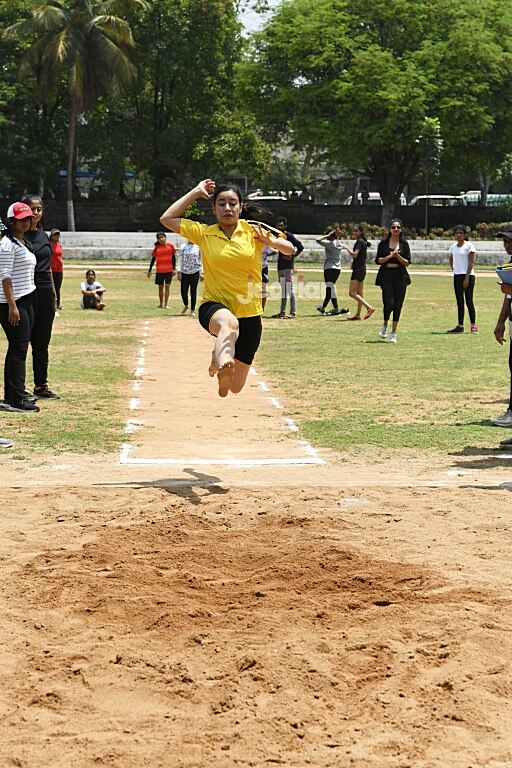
[120,320,325,467]
[124,419,143,434]
[119,443,323,466]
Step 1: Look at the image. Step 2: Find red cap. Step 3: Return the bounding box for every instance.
[7,202,33,220]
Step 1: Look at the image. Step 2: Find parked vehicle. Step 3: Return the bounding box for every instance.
[409,194,466,207]
[462,190,512,207]
[343,192,407,206]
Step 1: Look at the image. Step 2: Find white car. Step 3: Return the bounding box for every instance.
[409,194,466,207]
[343,192,407,206]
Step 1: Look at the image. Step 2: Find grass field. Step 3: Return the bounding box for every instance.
[0,263,509,460]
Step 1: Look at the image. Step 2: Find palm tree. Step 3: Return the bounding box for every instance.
[5,0,145,230]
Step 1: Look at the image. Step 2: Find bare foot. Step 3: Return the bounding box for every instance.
[208,350,217,377]
[217,361,235,397]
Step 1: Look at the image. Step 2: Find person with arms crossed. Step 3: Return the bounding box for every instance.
[0,203,39,412]
[160,179,294,397]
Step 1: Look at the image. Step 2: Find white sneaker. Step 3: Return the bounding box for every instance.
[379,324,387,338]
[492,409,512,427]
[389,331,397,343]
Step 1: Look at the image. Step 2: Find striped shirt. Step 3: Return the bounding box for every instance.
[0,235,36,302]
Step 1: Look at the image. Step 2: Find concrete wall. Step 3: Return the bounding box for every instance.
[57,232,510,266]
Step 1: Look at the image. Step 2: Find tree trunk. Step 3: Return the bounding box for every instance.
[381,201,396,228]
[66,104,78,231]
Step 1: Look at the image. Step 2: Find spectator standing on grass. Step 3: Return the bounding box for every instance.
[0,203,39,413]
[22,194,59,400]
[147,232,176,309]
[446,225,477,334]
[176,238,203,317]
[492,226,512,431]
[315,226,348,316]
[272,216,303,319]
[49,228,63,313]
[81,269,106,310]
[341,223,375,321]
[272,216,304,319]
[261,244,276,312]
[159,178,294,397]
[0,215,17,442]
[375,218,411,343]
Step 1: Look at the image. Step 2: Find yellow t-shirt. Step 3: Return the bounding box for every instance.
[180,218,263,318]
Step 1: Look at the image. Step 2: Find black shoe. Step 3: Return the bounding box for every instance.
[339,308,350,314]
[10,398,40,413]
[34,386,59,399]
[447,326,464,334]
[326,309,340,316]
[24,391,38,402]
[316,306,325,315]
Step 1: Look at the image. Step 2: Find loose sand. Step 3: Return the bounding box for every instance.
[1,316,512,767]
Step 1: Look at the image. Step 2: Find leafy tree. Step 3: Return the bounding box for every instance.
[123,0,269,198]
[238,0,512,224]
[5,0,145,229]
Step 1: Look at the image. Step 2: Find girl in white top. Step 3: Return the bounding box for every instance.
[0,202,38,411]
[447,225,477,333]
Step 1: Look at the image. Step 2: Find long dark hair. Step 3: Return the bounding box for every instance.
[213,183,272,222]
[21,194,43,230]
[353,222,371,248]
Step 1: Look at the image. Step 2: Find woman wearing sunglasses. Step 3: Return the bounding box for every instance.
[375,218,411,343]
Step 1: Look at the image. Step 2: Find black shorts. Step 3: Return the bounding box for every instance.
[155,272,173,285]
[351,269,366,282]
[198,301,262,366]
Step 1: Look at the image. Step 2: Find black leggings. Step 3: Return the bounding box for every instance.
[509,338,512,411]
[380,269,408,323]
[52,271,63,307]
[180,272,200,311]
[0,291,35,404]
[31,285,56,389]
[453,274,476,326]
[322,268,340,310]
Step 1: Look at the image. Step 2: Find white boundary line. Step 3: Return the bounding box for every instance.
[119,443,324,466]
[119,325,325,467]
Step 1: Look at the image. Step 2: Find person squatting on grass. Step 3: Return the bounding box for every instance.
[492,226,512,432]
[147,232,176,309]
[176,238,203,317]
[446,225,477,334]
[375,218,411,343]
[81,269,106,310]
[0,203,39,413]
[160,178,295,397]
[22,194,60,400]
[315,225,348,316]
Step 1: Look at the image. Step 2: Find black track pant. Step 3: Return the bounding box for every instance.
[180,272,200,311]
[453,274,476,326]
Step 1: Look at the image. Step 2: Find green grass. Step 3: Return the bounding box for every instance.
[0,264,508,461]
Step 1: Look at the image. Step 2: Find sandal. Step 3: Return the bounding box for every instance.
[364,307,376,320]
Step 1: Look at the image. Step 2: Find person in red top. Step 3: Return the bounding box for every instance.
[147,231,176,309]
[49,228,63,312]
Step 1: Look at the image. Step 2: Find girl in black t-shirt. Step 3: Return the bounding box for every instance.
[341,223,375,321]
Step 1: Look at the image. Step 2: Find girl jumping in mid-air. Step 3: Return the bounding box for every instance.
[160,179,294,397]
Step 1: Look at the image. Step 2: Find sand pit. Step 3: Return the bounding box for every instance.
[1,317,512,767]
